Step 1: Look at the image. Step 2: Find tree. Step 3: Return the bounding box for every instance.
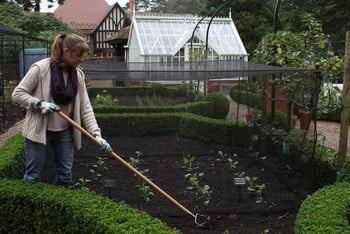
[253,14,330,67]
[0,2,25,31]
[0,2,79,43]
[253,13,344,84]
[312,0,350,54]
[141,0,206,14]
[0,0,65,12]
[200,0,275,56]
[17,13,80,42]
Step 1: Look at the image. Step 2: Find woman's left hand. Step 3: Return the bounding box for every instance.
[95,136,112,152]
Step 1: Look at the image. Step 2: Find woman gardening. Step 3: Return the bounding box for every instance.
[12,33,111,188]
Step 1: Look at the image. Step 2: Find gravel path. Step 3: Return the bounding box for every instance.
[0,119,24,147]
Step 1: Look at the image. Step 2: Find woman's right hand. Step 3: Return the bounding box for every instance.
[36,100,60,115]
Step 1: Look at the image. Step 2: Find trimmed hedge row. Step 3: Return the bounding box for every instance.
[88,86,186,98]
[229,85,264,109]
[93,101,214,118]
[0,134,25,179]
[295,182,350,234]
[96,112,247,146]
[0,134,179,233]
[0,179,179,233]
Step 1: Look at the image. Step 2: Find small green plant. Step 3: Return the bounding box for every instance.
[129,151,149,177]
[93,94,114,107]
[254,184,266,204]
[227,157,238,171]
[129,151,143,169]
[216,150,227,162]
[246,175,265,203]
[216,151,238,171]
[185,172,204,190]
[182,153,197,171]
[135,182,154,202]
[185,171,212,205]
[74,178,91,191]
[199,184,213,205]
[89,156,108,181]
[129,151,154,202]
[75,156,107,190]
[235,171,246,177]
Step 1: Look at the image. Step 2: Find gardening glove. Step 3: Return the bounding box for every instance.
[36,100,60,115]
[95,135,112,152]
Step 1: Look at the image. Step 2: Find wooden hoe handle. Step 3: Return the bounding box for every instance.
[57,111,195,218]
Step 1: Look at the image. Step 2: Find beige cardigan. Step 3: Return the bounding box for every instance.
[12,58,101,149]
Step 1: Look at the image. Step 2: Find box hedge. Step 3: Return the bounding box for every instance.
[0,179,179,233]
[295,182,350,234]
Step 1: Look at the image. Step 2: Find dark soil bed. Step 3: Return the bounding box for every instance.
[73,135,316,233]
[1,100,316,233]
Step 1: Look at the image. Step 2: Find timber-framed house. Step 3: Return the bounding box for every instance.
[91,2,128,57]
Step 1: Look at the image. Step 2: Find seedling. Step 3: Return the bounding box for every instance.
[199,184,213,205]
[129,151,143,169]
[216,150,228,162]
[246,175,265,203]
[254,184,266,203]
[227,157,238,170]
[129,152,154,202]
[135,182,154,202]
[75,178,91,191]
[185,172,204,190]
[90,156,107,180]
[182,153,197,171]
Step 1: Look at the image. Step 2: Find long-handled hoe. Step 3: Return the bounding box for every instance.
[58,111,210,227]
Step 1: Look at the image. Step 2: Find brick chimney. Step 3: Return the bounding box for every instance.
[130,0,135,14]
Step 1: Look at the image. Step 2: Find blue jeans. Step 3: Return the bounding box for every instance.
[24,127,74,185]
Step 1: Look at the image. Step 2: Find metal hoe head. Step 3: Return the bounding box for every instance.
[194,213,211,227]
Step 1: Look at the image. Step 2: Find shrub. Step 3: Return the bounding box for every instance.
[93,101,214,118]
[176,82,189,96]
[295,182,350,234]
[0,179,178,233]
[337,162,350,182]
[0,134,25,179]
[229,85,263,109]
[204,92,230,119]
[93,94,114,107]
[150,82,165,95]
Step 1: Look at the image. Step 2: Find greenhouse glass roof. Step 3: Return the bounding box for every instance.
[131,14,247,56]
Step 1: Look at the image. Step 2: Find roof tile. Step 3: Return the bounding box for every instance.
[54,0,111,30]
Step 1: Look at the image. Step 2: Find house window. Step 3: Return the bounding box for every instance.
[106,32,114,39]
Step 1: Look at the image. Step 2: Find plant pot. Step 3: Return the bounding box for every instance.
[290,115,298,128]
[299,111,311,130]
[208,83,220,93]
[245,113,253,122]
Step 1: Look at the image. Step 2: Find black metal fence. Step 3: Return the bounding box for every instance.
[0,27,48,118]
[81,59,309,82]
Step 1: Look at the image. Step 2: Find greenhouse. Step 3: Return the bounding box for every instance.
[125,13,248,63]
